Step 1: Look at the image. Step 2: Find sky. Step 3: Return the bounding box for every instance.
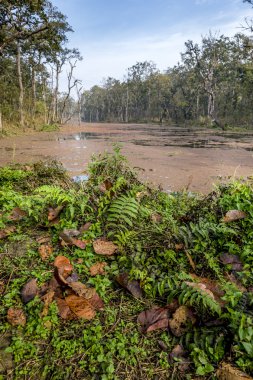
[52,0,253,90]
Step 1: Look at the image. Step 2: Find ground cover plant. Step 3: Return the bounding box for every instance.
[0,148,253,379]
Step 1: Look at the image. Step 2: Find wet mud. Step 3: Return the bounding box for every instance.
[0,123,253,193]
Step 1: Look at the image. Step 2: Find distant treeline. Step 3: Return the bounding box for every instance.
[82,33,253,128]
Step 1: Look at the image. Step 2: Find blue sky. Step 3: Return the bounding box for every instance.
[52,0,253,89]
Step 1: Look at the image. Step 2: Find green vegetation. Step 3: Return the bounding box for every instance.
[0,149,253,379]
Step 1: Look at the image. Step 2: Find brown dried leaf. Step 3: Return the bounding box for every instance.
[41,290,55,317]
[8,207,26,221]
[225,273,247,292]
[151,213,162,223]
[185,251,196,271]
[88,292,104,311]
[0,226,16,239]
[89,262,106,276]
[65,295,96,320]
[38,244,53,261]
[93,239,118,256]
[79,222,92,232]
[21,278,39,304]
[169,306,196,337]
[137,307,169,333]
[217,362,253,380]
[55,297,76,320]
[54,255,71,269]
[48,205,65,221]
[175,243,184,251]
[222,210,247,223]
[59,231,86,249]
[185,281,216,300]
[220,253,243,271]
[7,307,26,326]
[117,273,143,299]
[36,235,51,244]
[69,282,96,299]
[169,344,190,373]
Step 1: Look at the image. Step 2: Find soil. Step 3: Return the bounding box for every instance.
[0,122,253,193]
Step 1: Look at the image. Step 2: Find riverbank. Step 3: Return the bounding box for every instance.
[0,150,253,379]
[0,123,253,194]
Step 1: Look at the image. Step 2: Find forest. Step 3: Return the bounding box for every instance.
[1,1,253,132]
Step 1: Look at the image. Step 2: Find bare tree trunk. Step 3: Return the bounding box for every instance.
[52,63,60,123]
[0,111,3,135]
[17,42,24,130]
[60,60,79,124]
[125,85,129,123]
[31,65,36,128]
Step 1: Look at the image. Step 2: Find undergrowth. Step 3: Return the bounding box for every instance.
[0,148,253,379]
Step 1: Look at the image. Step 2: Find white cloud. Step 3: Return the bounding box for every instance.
[58,5,253,91]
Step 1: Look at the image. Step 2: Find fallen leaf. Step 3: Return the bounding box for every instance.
[69,282,96,299]
[54,255,71,269]
[36,235,51,244]
[0,226,16,239]
[93,239,118,256]
[189,274,225,301]
[222,210,247,223]
[137,307,169,333]
[41,290,55,317]
[55,297,75,320]
[225,273,247,292]
[116,273,143,298]
[8,207,26,221]
[185,281,216,300]
[88,292,104,311]
[79,222,92,232]
[59,231,87,249]
[7,307,26,326]
[66,272,79,283]
[89,262,106,276]
[169,306,196,337]
[175,243,184,251]
[185,251,196,271]
[217,362,253,380]
[220,253,243,271]
[38,244,53,261]
[62,229,80,237]
[151,213,162,223]
[21,278,39,303]
[48,205,65,221]
[169,344,190,373]
[65,295,96,320]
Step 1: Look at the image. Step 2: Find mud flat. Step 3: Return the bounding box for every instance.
[0,122,253,193]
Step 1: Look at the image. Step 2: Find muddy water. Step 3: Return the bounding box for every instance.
[0,123,253,193]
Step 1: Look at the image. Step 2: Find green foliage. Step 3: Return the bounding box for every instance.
[1,153,253,379]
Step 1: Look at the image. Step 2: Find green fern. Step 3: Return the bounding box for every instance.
[106,194,139,229]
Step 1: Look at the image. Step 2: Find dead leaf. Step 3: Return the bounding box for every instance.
[36,235,51,244]
[217,362,253,380]
[222,210,247,223]
[99,179,113,193]
[69,282,96,299]
[79,222,92,232]
[185,281,216,300]
[21,278,39,304]
[54,255,71,269]
[55,297,76,320]
[175,243,184,251]
[65,295,96,320]
[66,272,79,283]
[93,239,118,256]
[225,273,247,292]
[137,307,169,333]
[185,251,196,271]
[48,205,65,221]
[187,275,225,305]
[38,244,53,261]
[169,306,196,337]
[0,226,16,239]
[151,213,162,223]
[59,231,86,249]
[54,256,73,285]
[89,262,106,276]
[8,207,26,221]
[41,290,55,317]
[116,273,143,299]
[88,292,104,311]
[220,253,243,271]
[169,344,190,373]
[7,307,26,326]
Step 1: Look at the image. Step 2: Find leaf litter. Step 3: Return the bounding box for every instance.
[1,153,253,379]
